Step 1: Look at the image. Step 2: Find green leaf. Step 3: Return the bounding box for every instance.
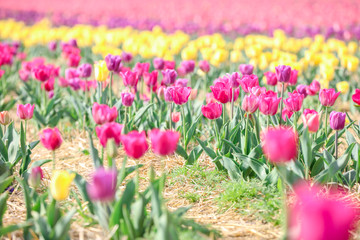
[0,176,14,193]
[0,192,9,226]
[74,173,95,214]
[300,128,313,168]
[185,115,200,148]
[221,157,242,181]
[186,146,203,165]
[122,204,136,240]
[134,103,154,124]
[196,138,217,160]
[53,208,76,240]
[131,194,146,236]
[31,159,52,168]
[87,131,102,168]
[175,144,188,160]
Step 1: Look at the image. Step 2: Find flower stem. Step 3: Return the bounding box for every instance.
[267,115,270,129]
[181,105,187,151]
[24,120,27,145]
[52,151,56,171]
[109,71,113,106]
[324,107,328,140]
[244,113,250,154]
[169,102,173,130]
[231,88,234,120]
[279,83,285,125]
[222,104,226,126]
[335,130,338,159]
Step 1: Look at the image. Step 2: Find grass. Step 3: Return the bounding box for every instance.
[168,163,283,225]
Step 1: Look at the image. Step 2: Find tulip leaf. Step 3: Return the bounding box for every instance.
[30,159,52,169]
[196,138,217,160]
[300,128,313,168]
[87,131,102,168]
[175,144,188,160]
[0,138,8,163]
[223,139,241,153]
[185,115,200,149]
[0,176,13,194]
[131,194,146,235]
[74,173,94,214]
[53,208,76,240]
[134,103,154,125]
[187,145,203,165]
[0,192,8,226]
[122,204,136,240]
[221,157,242,181]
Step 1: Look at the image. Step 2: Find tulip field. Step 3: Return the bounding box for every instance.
[1,1,360,239]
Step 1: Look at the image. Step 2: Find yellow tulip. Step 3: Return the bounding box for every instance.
[181,46,198,60]
[347,57,359,72]
[94,60,109,82]
[230,50,242,63]
[336,81,350,94]
[50,171,75,201]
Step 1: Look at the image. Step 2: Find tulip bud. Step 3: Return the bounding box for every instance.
[39,127,63,151]
[172,112,180,122]
[239,64,254,75]
[77,63,92,78]
[275,65,292,83]
[87,168,117,202]
[17,104,35,120]
[106,139,118,159]
[329,111,346,130]
[352,89,360,106]
[48,41,57,51]
[28,166,43,188]
[94,60,109,82]
[50,170,75,201]
[153,57,165,70]
[302,109,320,133]
[0,111,11,126]
[319,89,340,107]
[105,54,122,72]
[121,91,135,107]
[199,60,210,73]
[149,129,180,156]
[121,131,148,159]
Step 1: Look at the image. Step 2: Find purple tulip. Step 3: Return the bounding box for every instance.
[153,57,165,70]
[239,64,254,75]
[105,54,122,72]
[275,65,292,83]
[77,63,92,78]
[87,168,117,202]
[329,111,346,130]
[161,69,177,86]
[121,91,135,107]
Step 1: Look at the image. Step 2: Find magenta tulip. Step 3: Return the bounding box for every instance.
[161,69,177,86]
[164,87,174,102]
[239,64,254,75]
[210,82,232,104]
[172,112,180,122]
[175,78,189,87]
[77,63,92,78]
[121,131,148,159]
[171,87,192,105]
[92,103,117,125]
[87,168,117,202]
[95,122,123,147]
[33,65,50,82]
[258,91,281,116]
[17,104,35,120]
[242,94,259,114]
[284,91,304,112]
[352,89,360,106]
[28,166,43,188]
[153,57,165,70]
[149,129,180,156]
[201,102,223,119]
[264,71,278,86]
[121,71,139,88]
[307,80,321,96]
[302,109,320,133]
[239,74,259,93]
[121,91,135,107]
[319,89,341,107]
[288,69,298,85]
[143,71,158,87]
[105,54,122,72]
[133,62,150,78]
[39,127,63,151]
[282,109,294,122]
[121,52,133,62]
[199,60,210,73]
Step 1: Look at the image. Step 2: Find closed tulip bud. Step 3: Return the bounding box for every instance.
[172,112,180,122]
[77,63,92,78]
[329,111,346,130]
[307,80,321,96]
[41,77,55,92]
[19,69,30,82]
[121,131,148,159]
[227,72,241,88]
[50,170,75,201]
[87,168,117,202]
[261,127,298,164]
[95,122,123,147]
[157,85,165,99]
[190,89,198,100]
[259,91,281,116]
[121,52,133,62]
[282,109,294,122]
[48,41,57,51]
[17,104,35,120]
[275,65,292,83]
[296,84,308,98]
[239,74,259,92]
[92,102,117,125]
[336,81,350,94]
[302,109,320,133]
[201,103,223,120]
[153,57,165,70]
[121,70,138,88]
[239,64,254,75]
[210,81,237,104]
[68,39,78,48]
[39,127,62,151]
[28,166,43,188]
[242,94,259,113]
[133,62,150,78]
[171,87,192,105]
[0,111,11,125]
[149,129,180,156]
[94,60,109,82]
[164,87,174,102]
[352,89,360,106]
[67,53,81,67]
[319,88,341,107]
[106,139,118,159]
[264,71,278,86]
[199,60,210,73]
[284,91,304,112]
[161,69,177,86]
[143,71,158,87]
[180,60,195,74]
[121,91,135,107]
[175,78,188,87]
[105,54,122,72]
[33,65,50,82]
[288,69,298,86]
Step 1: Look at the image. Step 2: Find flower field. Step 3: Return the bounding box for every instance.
[1,1,360,239]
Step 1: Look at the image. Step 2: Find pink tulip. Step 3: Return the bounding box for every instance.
[161,69,177,86]
[261,127,298,164]
[172,112,180,122]
[319,88,341,107]
[275,65,292,83]
[39,127,63,151]
[199,60,210,73]
[121,52,133,63]
[28,166,43,188]
[210,81,238,104]
[264,71,277,86]
[171,87,192,105]
[282,109,294,122]
[352,89,360,106]
[239,74,259,92]
[33,65,50,82]
[201,102,223,119]
[149,129,180,155]
[180,60,195,74]
[242,94,259,114]
[41,77,55,92]
[121,131,148,159]
[143,70,158,88]
[206,92,217,104]
[92,103,118,125]
[175,78,189,87]
[163,60,176,70]
[19,69,30,81]
[250,86,266,97]
[87,168,117,202]
[65,67,79,79]
[226,72,241,88]
[121,92,135,107]
[296,84,308,98]
[105,54,121,72]
[95,122,123,147]
[67,53,81,67]
[288,69,298,86]
[258,91,281,116]
[239,64,254,75]
[133,62,150,78]
[307,80,321,96]
[289,183,357,240]
[302,109,320,133]
[17,104,35,120]
[121,70,139,88]
[284,91,304,112]
[164,87,174,102]
[153,57,165,70]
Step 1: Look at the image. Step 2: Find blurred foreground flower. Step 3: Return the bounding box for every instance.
[50,170,75,201]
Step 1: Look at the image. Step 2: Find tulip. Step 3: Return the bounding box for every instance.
[121,70,138,88]
[275,65,292,83]
[0,111,11,126]
[50,171,75,201]
[282,109,294,122]
[48,41,57,51]
[302,109,320,133]
[242,94,259,114]
[77,63,92,78]
[263,71,277,86]
[306,80,321,96]
[210,82,232,104]
[153,57,165,70]
[206,92,217,104]
[175,78,188,87]
[171,87,192,105]
[261,127,298,164]
[289,183,357,240]
[319,88,340,107]
[329,111,346,131]
[161,69,177,86]
[95,122,123,147]
[143,71,158,88]
[258,91,281,116]
[164,87,174,102]
[19,69,30,81]
[239,74,259,93]
[352,89,360,106]
[121,91,135,107]
[17,104,35,120]
[336,81,350,94]
[92,102,117,125]
[33,65,50,82]
[164,60,176,70]
[65,67,79,79]
[288,69,298,86]
[180,60,195,74]
[39,127,62,151]
[201,103,223,119]
[87,168,117,202]
[190,89,198,100]
[149,129,180,156]
[296,84,308,98]
[157,85,165,99]
[199,60,210,73]
[94,60,109,82]
[105,54,121,72]
[250,86,266,97]
[67,53,81,67]
[172,112,180,122]
[121,131,148,159]
[239,64,254,75]
[121,52,133,62]
[227,72,241,88]
[284,91,304,112]
[133,62,150,78]
[41,77,55,92]
[28,166,43,188]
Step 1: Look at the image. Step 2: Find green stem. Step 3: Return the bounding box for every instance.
[169,103,173,130]
[279,83,285,125]
[293,112,298,131]
[222,104,226,126]
[24,120,27,145]
[99,82,103,103]
[52,151,56,171]
[214,120,219,148]
[108,155,113,168]
[181,105,187,151]
[231,88,234,119]
[267,115,270,129]
[324,107,328,140]
[109,71,113,106]
[335,131,338,159]
[244,114,250,154]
